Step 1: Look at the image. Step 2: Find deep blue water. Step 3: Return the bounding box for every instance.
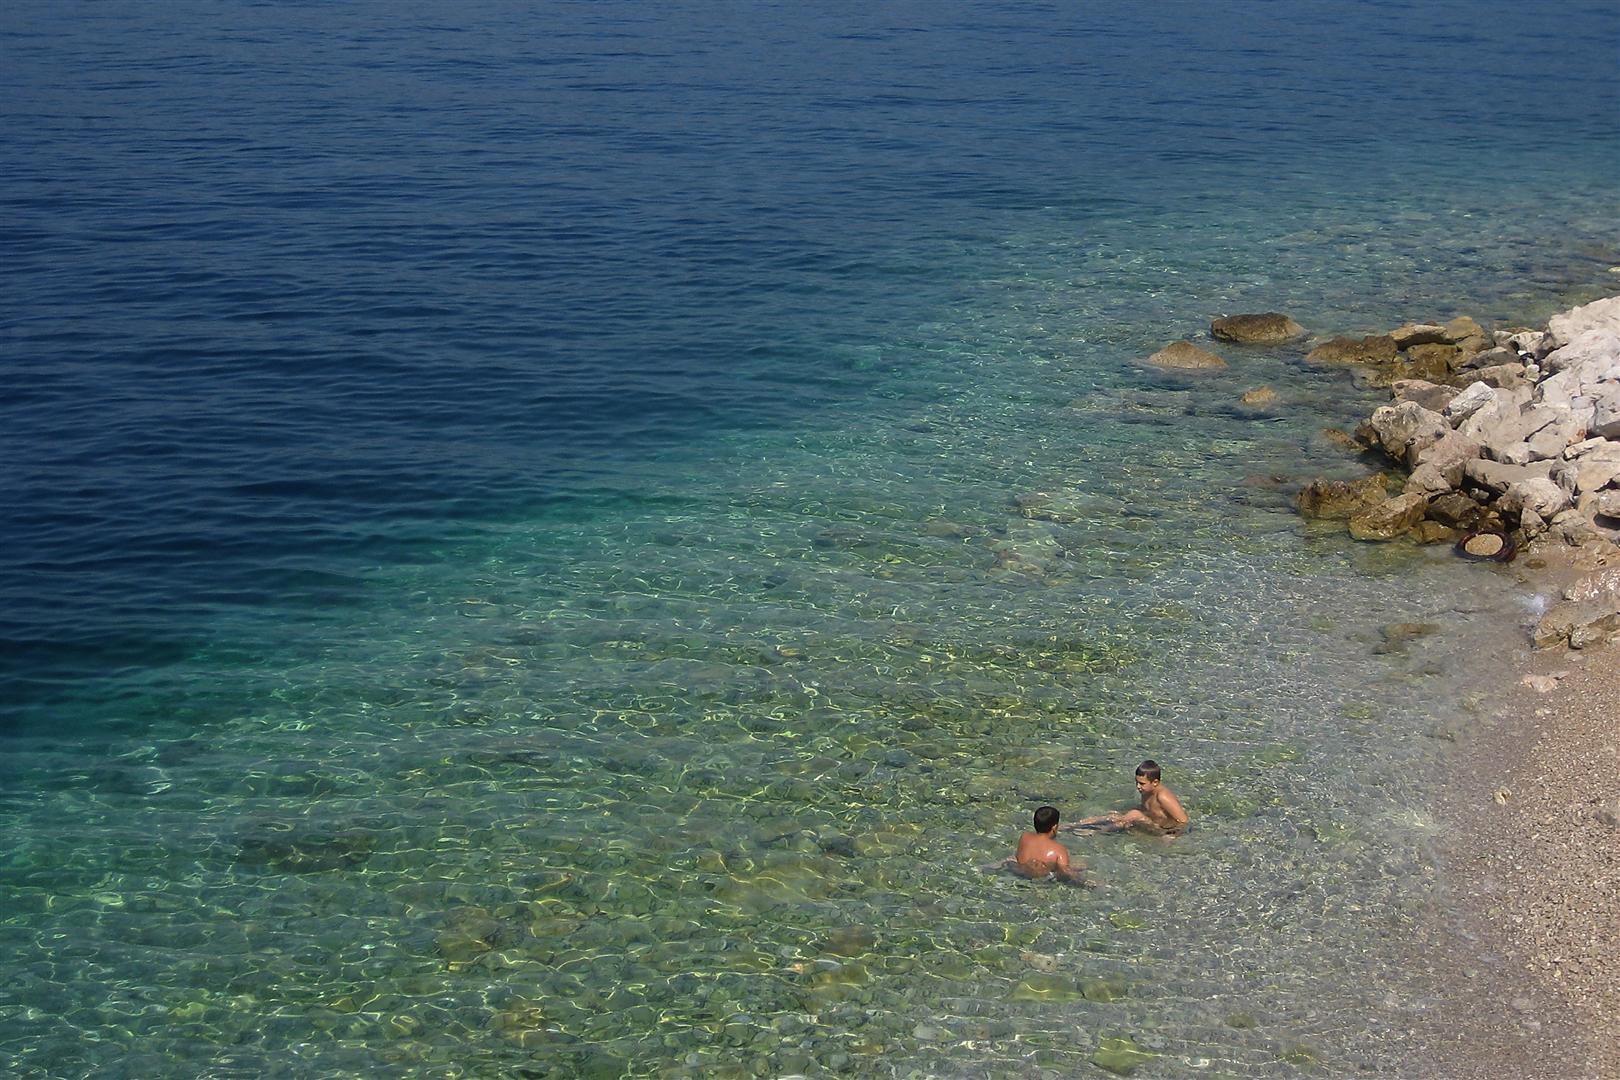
[2,3,1617,1077]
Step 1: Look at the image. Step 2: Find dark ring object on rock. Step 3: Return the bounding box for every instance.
[1455,529,1516,562]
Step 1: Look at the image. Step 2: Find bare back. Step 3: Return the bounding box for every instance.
[1014,830,1076,880]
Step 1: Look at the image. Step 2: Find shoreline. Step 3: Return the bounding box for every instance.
[1255,292,1620,1076]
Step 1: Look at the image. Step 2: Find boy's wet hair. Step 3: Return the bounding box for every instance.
[1033,805,1060,833]
[1135,760,1162,782]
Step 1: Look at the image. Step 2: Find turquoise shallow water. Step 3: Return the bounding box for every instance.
[3,2,1619,1077]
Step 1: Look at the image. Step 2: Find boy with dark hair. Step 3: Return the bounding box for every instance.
[1068,759,1188,834]
[1008,805,1085,882]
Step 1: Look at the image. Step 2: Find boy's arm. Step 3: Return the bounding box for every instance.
[1159,789,1189,826]
[1054,845,1086,884]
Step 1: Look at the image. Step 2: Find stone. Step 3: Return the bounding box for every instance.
[1091,1036,1156,1076]
[1240,385,1277,406]
[1543,326,1620,376]
[1406,342,1462,368]
[1500,328,1551,358]
[1463,458,1548,496]
[1295,474,1391,519]
[1593,491,1620,521]
[1521,674,1561,694]
[1590,384,1620,439]
[1394,347,1457,383]
[1349,493,1428,540]
[1211,312,1305,344]
[1451,382,1496,427]
[1472,363,1530,390]
[1391,322,1449,349]
[1405,463,1455,499]
[1306,334,1398,365]
[1392,379,1458,413]
[1444,381,1498,425]
[1410,430,1481,484]
[1500,478,1573,520]
[1411,520,1456,544]
[1537,603,1620,649]
[1320,427,1367,452]
[1146,340,1226,370]
[1459,346,1521,371]
[1442,315,1486,344]
[1546,295,1620,351]
[1368,400,1450,466]
[1427,492,1488,530]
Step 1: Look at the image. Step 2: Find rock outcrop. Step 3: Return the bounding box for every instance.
[1294,295,1620,584]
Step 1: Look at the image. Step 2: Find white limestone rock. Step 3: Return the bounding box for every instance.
[1444,381,1497,426]
[1546,295,1620,352]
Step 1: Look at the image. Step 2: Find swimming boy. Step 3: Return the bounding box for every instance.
[1068,760,1188,834]
[1004,805,1085,882]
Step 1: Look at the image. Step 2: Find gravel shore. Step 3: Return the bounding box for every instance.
[1422,551,1620,1078]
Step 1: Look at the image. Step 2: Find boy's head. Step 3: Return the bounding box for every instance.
[1135,759,1162,794]
[1033,805,1060,834]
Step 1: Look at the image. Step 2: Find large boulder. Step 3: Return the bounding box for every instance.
[1296,473,1391,519]
[1349,493,1429,540]
[1368,401,1450,466]
[1147,341,1227,370]
[1539,327,1620,376]
[1306,335,1398,365]
[1211,313,1305,344]
[1545,295,1620,352]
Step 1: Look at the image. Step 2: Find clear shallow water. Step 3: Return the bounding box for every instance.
[2,2,1618,1077]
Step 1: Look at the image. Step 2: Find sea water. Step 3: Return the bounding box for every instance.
[2,2,1617,1077]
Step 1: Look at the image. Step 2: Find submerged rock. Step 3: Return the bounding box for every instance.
[1295,473,1390,519]
[1145,340,1226,370]
[1348,492,1428,541]
[1211,312,1305,344]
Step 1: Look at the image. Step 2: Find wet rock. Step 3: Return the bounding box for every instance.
[1319,427,1368,452]
[1295,473,1390,519]
[1240,385,1278,406]
[819,927,876,956]
[1306,334,1398,365]
[1411,520,1457,544]
[1211,312,1305,344]
[1404,342,1463,377]
[1080,977,1130,1003]
[1349,493,1428,541]
[1391,322,1450,349]
[1091,1035,1156,1076]
[1145,340,1226,370]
